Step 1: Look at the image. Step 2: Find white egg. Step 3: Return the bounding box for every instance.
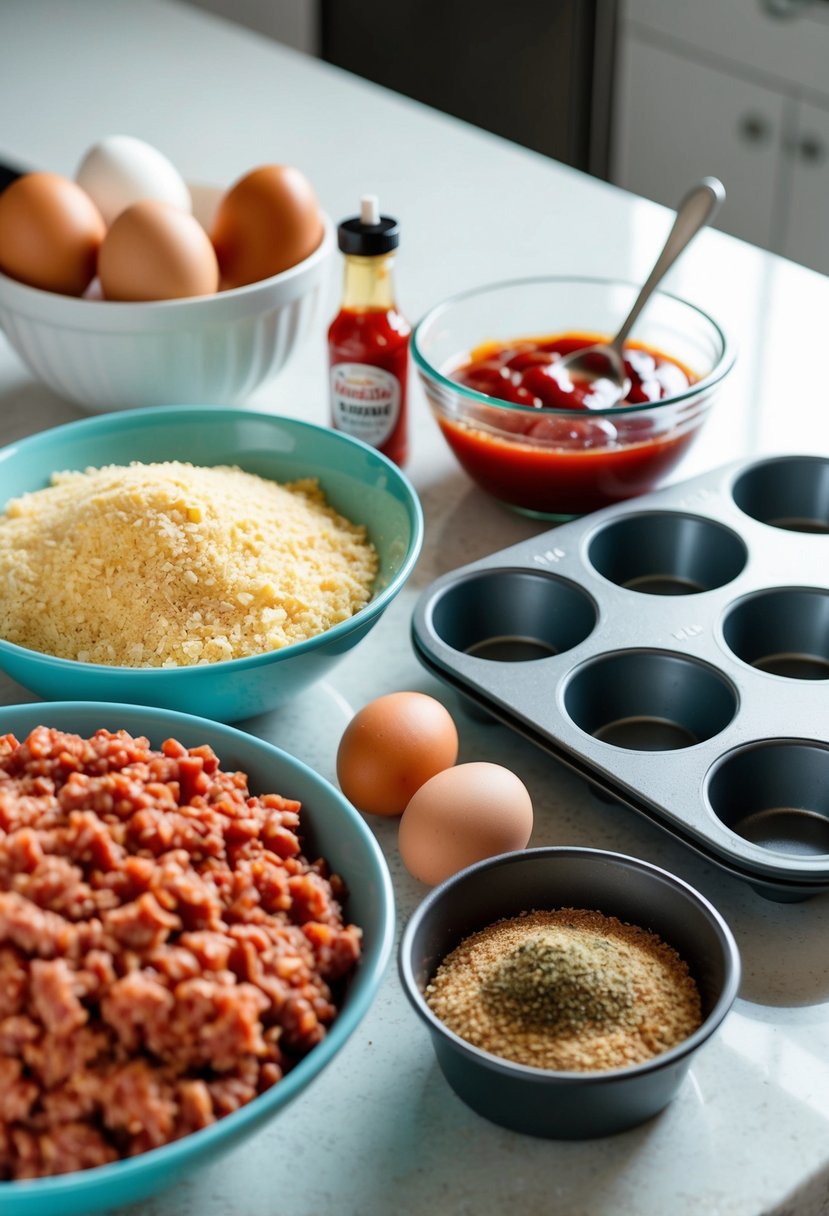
[75,134,192,226]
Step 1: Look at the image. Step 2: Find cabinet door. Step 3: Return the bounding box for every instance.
[321,0,597,169]
[780,96,829,276]
[612,34,787,250]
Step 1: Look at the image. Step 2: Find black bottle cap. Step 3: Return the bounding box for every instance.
[337,194,400,255]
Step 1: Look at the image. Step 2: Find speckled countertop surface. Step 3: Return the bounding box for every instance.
[2,3,829,1213]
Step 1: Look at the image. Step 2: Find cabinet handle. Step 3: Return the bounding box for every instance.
[738,113,772,145]
[795,135,825,164]
[760,0,817,18]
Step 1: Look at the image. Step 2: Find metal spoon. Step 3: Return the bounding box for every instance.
[549,177,726,408]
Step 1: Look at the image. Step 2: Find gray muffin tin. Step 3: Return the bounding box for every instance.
[412,455,829,901]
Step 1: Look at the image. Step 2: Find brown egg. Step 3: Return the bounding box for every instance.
[0,171,105,296]
[97,200,220,302]
[210,164,324,289]
[398,762,534,886]
[336,692,459,817]
[98,199,220,302]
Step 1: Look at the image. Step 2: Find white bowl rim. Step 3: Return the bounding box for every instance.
[0,213,335,330]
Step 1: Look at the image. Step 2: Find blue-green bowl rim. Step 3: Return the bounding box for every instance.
[0,699,396,1201]
[0,406,424,674]
[411,274,736,417]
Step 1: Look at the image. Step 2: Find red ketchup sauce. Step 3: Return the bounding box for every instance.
[445,333,700,516]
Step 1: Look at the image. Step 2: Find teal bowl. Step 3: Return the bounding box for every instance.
[0,700,395,1216]
[0,407,423,722]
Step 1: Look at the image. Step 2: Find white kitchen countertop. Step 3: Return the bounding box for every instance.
[2,3,829,1214]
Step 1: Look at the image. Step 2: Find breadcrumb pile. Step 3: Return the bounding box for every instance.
[0,462,378,667]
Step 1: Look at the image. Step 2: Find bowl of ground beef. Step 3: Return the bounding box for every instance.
[399,847,740,1139]
[0,700,394,1215]
[0,406,423,723]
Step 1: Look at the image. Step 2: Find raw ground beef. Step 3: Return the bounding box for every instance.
[0,726,362,1180]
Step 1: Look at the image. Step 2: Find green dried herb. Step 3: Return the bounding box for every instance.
[481,928,636,1030]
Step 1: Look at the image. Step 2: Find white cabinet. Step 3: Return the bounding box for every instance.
[780,95,829,270]
[611,0,829,276]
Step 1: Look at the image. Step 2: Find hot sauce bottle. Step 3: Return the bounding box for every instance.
[328,195,410,465]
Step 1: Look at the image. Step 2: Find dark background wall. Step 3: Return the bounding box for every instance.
[320,0,616,176]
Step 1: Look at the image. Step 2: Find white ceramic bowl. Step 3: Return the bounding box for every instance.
[0,185,335,411]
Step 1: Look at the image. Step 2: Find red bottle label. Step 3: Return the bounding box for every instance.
[330,362,401,449]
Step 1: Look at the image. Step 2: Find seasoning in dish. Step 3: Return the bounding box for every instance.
[425,908,702,1071]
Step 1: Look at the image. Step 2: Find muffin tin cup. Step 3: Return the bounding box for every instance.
[706,740,829,856]
[412,455,829,899]
[721,588,829,679]
[731,455,829,533]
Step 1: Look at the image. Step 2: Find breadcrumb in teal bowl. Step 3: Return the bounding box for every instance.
[0,406,423,722]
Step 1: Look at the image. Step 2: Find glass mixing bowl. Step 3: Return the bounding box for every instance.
[413,276,735,520]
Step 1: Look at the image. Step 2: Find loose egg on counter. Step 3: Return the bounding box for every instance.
[398,762,533,886]
[75,134,192,226]
[0,172,105,296]
[336,691,459,817]
[211,164,324,288]
[98,199,220,301]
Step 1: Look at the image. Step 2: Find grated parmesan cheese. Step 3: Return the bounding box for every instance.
[0,461,379,667]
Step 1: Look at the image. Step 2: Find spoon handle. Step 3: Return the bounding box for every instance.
[612,177,725,354]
